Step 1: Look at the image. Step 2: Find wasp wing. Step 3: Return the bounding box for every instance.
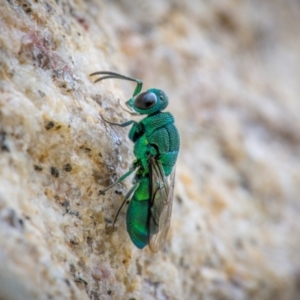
[148,157,175,253]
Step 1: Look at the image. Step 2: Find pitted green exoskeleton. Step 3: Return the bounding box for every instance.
[90,71,180,253]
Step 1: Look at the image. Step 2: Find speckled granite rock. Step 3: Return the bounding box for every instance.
[1,1,300,299]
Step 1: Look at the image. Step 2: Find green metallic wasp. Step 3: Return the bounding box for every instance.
[90,71,180,253]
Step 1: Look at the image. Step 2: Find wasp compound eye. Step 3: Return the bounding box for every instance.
[134,92,157,110]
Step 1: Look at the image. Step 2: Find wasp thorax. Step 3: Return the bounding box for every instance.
[134,92,157,109]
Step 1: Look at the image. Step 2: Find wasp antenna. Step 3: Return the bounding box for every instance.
[93,75,121,83]
[90,71,140,84]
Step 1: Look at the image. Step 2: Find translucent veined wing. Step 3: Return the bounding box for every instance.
[148,157,176,253]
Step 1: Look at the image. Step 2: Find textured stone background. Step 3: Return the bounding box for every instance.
[0,0,300,299]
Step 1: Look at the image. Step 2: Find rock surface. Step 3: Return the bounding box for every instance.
[0,0,300,299]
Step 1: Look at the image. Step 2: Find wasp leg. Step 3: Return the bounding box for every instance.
[99,164,138,195]
[112,182,139,228]
[118,98,140,116]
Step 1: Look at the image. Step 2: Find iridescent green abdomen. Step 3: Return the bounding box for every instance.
[126,176,151,248]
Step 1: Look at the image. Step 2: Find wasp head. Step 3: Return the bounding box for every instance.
[126,89,169,115]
